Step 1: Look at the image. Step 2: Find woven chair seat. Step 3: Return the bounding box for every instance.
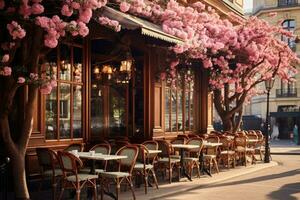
[158,157,181,163]
[203,154,216,159]
[66,174,98,182]
[134,163,154,170]
[44,169,63,176]
[183,157,199,161]
[170,155,181,159]
[220,150,235,154]
[236,147,255,152]
[99,171,130,178]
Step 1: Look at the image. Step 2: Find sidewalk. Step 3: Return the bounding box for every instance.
[270,139,300,155]
[122,161,277,200]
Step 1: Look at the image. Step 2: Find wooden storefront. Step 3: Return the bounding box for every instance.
[25,8,213,177]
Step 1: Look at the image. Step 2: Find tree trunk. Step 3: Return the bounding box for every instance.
[11,153,30,200]
[222,117,233,132]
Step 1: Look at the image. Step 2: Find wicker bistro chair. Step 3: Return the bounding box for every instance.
[133,144,159,194]
[36,148,63,200]
[218,136,236,169]
[156,140,181,183]
[234,135,255,166]
[142,140,159,165]
[203,141,220,174]
[64,143,84,152]
[99,145,139,200]
[183,138,203,179]
[254,130,265,161]
[57,151,98,200]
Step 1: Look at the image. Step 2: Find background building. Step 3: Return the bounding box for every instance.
[243,0,300,139]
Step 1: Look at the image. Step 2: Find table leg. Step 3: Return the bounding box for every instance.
[180,149,192,181]
[200,151,212,177]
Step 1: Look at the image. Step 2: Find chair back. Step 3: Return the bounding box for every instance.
[206,135,220,143]
[64,143,83,152]
[116,145,139,174]
[234,135,247,149]
[135,144,148,165]
[171,138,186,144]
[219,136,233,151]
[36,148,58,172]
[156,140,172,158]
[187,134,200,138]
[57,151,83,177]
[90,143,111,154]
[186,138,203,154]
[142,140,158,160]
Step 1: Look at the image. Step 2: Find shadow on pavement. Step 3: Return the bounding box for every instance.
[268,182,300,200]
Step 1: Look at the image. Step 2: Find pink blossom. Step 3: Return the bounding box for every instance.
[31,3,44,15]
[44,35,58,48]
[160,72,167,80]
[61,5,73,17]
[7,21,26,40]
[30,73,39,81]
[2,54,9,63]
[78,22,89,37]
[50,80,57,87]
[79,8,92,23]
[71,2,81,9]
[2,66,12,76]
[120,2,130,12]
[19,0,32,18]
[40,84,53,95]
[18,77,26,84]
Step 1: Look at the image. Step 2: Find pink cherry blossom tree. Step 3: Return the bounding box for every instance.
[0,1,107,199]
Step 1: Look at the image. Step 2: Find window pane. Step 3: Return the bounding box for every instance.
[165,88,171,132]
[171,90,177,131]
[178,91,183,131]
[73,47,83,83]
[73,85,82,138]
[185,91,190,131]
[59,83,71,139]
[91,83,104,137]
[109,85,126,136]
[190,91,194,130]
[45,87,57,139]
[60,44,71,81]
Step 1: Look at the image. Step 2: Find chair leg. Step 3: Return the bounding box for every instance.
[169,164,172,184]
[128,177,136,200]
[76,189,81,200]
[93,180,97,200]
[100,178,104,200]
[214,159,219,173]
[116,178,120,200]
[144,171,148,194]
[196,162,201,178]
[58,181,65,200]
[150,169,159,189]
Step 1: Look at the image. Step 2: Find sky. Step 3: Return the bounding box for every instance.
[244,0,253,12]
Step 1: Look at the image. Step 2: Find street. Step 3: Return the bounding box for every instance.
[162,155,300,200]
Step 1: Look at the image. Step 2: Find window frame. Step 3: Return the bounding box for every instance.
[44,42,85,141]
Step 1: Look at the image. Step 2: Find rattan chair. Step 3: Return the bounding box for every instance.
[36,148,62,200]
[234,135,255,166]
[57,151,98,200]
[99,145,139,200]
[133,144,159,194]
[183,138,203,179]
[218,136,236,169]
[156,140,181,183]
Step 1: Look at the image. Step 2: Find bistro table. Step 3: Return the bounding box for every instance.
[201,142,223,177]
[171,144,199,181]
[76,152,127,200]
[76,152,127,174]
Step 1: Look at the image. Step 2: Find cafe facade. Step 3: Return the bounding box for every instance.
[25,7,214,176]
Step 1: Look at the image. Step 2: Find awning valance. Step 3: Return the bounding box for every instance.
[98,6,184,45]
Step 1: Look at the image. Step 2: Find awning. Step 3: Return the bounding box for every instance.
[98,6,184,45]
[270,112,300,118]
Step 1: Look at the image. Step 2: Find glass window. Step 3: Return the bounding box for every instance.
[164,70,195,133]
[282,19,296,50]
[44,43,84,140]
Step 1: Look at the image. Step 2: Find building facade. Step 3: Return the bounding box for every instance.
[244,0,300,138]
[22,1,244,176]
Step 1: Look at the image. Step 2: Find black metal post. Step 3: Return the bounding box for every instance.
[264,90,271,163]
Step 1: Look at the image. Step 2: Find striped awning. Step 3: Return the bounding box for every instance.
[99,6,184,45]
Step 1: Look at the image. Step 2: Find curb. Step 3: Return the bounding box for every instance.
[150,161,278,200]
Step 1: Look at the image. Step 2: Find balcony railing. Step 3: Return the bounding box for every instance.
[278,0,298,7]
[276,88,298,97]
